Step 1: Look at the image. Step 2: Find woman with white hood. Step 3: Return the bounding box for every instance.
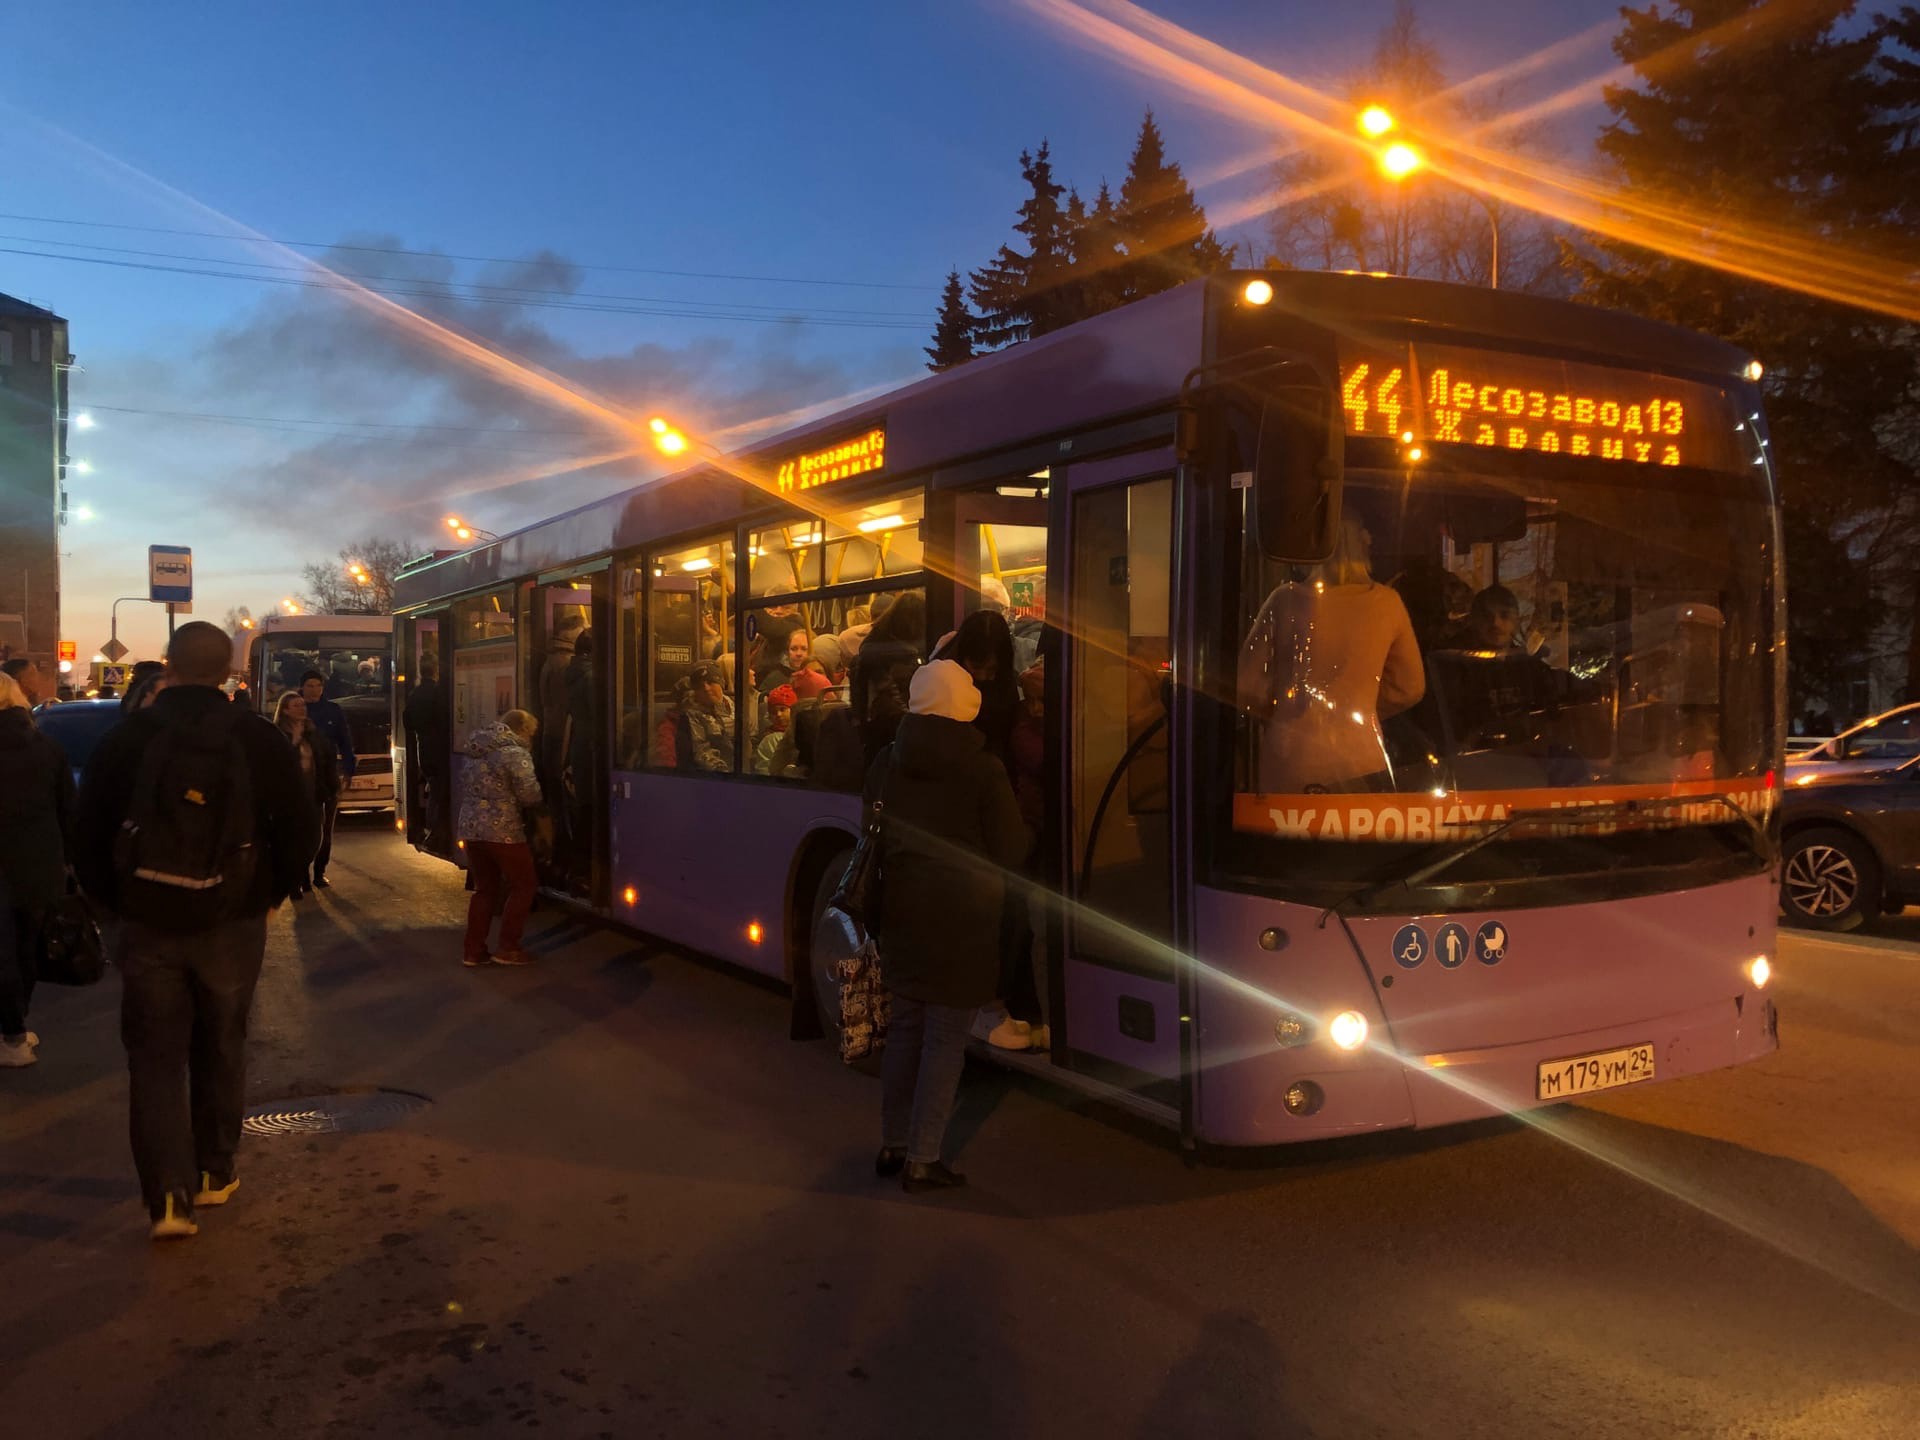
[863,659,1029,1194]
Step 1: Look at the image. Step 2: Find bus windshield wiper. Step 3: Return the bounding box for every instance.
[1326,790,1768,919]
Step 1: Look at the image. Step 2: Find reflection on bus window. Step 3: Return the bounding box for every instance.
[1237,516,1425,794]
[1228,457,1770,822]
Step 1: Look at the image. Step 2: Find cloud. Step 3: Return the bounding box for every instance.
[93,234,902,547]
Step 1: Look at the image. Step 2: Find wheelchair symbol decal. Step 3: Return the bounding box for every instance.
[1392,924,1429,969]
[1475,921,1509,965]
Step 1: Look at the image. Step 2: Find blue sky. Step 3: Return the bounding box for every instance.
[0,0,1622,662]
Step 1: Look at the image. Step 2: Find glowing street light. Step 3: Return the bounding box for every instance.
[1358,105,1395,138]
[282,598,302,615]
[648,417,690,457]
[443,514,499,544]
[70,458,93,475]
[72,412,96,430]
[1378,141,1424,180]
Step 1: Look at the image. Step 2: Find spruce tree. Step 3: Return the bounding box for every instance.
[1115,110,1230,300]
[969,141,1077,350]
[1570,1,1920,708]
[1065,181,1129,322]
[924,270,976,372]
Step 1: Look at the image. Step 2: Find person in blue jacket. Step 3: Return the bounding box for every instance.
[298,670,356,888]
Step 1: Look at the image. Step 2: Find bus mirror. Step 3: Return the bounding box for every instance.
[1253,380,1343,563]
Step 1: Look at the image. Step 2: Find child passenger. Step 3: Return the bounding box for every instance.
[754,684,799,775]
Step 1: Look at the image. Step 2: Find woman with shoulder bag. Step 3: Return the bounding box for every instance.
[274,691,341,897]
[0,671,75,1067]
[864,659,1030,1193]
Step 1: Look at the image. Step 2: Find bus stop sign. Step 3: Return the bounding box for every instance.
[149,545,192,605]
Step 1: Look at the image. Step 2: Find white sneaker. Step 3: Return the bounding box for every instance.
[986,1017,1032,1050]
[0,1037,36,1068]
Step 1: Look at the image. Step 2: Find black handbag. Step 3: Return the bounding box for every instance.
[830,799,884,924]
[37,895,106,987]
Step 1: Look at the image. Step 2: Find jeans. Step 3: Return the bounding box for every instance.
[464,841,536,960]
[0,906,38,1038]
[310,800,339,882]
[881,995,977,1165]
[116,912,269,1210]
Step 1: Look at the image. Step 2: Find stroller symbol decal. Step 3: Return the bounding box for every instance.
[1475,921,1509,965]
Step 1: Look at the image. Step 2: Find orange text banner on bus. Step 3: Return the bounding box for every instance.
[774,426,885,495]
[1233,777,1777,841]
[1336,343,1747,473]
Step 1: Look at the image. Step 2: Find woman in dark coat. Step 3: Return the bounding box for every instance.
[0,671,74,1066]
[273,691,340,896]
[865,659,1029,1192]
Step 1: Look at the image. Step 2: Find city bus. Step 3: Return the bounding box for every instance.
[391,269,1782,1147]
[235,612,396,812]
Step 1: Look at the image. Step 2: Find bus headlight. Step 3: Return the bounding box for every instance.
[1747,955,1771,990]
[1328,1010,1370,1051]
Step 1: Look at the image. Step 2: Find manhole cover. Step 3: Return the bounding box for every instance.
[243,1088,431,1138]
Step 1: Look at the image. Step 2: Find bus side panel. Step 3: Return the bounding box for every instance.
[611,771,859,979]
[1191,886,1415,1146]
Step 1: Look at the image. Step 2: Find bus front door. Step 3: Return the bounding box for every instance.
[531,574,610,908]
[1058,466,1180,1110]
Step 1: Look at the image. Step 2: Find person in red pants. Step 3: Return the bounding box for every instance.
[457,709,547,968]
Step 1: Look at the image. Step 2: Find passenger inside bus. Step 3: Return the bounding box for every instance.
[676,660,735,772]
[753,683,798,775]
[1236,515,1426,793]
[851,592,927,768]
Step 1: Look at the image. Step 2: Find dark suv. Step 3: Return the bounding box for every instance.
[1780,755,1920,931]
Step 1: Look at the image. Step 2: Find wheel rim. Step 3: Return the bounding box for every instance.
[809,864,862,1040]
[1784,844,1859,918]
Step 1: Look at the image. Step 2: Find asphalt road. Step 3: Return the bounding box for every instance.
[3,819,1916,1439]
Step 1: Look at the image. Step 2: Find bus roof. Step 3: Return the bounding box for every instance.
[394,270,1754,612]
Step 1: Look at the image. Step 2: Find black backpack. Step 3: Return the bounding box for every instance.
[112,707,259,931]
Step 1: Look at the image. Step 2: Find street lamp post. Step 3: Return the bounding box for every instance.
[108,595,152,661]
[1362,109,1500,291]
[443,515,500,544]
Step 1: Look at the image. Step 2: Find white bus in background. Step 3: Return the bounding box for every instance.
[234,612,396,812]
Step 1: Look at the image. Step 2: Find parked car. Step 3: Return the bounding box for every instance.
[30,698,125,786]
[1785,702,1920,780]
[1780,752,1920,931]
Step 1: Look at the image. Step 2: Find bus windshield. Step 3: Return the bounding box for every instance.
[1216,439,1778,897]
[259,631,393,707]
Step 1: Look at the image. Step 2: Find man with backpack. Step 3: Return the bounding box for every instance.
[73,622,318,1241]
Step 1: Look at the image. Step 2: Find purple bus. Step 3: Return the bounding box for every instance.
[392,270,1781,1147]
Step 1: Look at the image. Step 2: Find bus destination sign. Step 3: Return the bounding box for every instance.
[1337,343,1743,472]
[775,426,886,495]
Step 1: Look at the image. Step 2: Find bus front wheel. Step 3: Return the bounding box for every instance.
[805,858,862,1043]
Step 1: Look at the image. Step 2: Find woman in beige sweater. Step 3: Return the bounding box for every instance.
[1237,517,1426,793]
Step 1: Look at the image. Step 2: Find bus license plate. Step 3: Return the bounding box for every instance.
[1536,1043,1655,1100]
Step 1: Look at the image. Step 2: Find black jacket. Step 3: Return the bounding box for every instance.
[304,693,358,781]
[851,638,922,766]
[74,685,320,917]
[282,722,342,806]
[863,713,1030,1009]
[0,708,74,912]
[403,676,450,778]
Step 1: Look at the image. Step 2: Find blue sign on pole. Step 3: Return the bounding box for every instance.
[149,545,192,605]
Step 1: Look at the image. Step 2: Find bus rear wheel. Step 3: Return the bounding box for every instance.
[806,857,862,1043]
